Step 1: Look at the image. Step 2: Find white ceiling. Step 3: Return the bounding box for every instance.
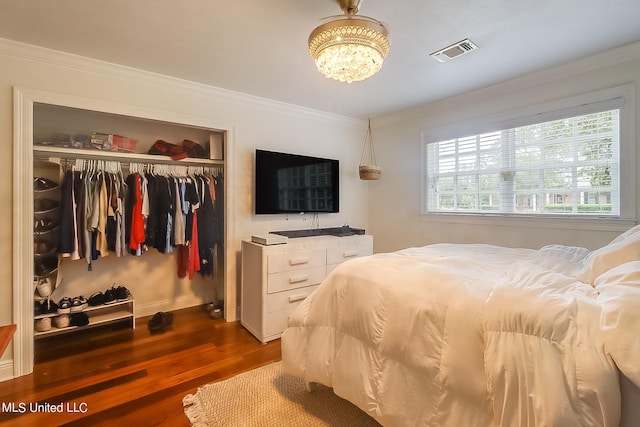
[0,0,639,119]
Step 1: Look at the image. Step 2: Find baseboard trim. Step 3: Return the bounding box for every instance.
[0,359,14,382]
[134,295,208,319]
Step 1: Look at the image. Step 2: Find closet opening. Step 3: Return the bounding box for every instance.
[13,87,233,378]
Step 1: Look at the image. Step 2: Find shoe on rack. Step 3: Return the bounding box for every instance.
[70,296,87,312]
[69,312,89,327]
[103,287,117,304]
[34,239,54,255]
[53,314,69,328]
[35,277,53,299]
[147,312,173,334]
[34,317,52,332]
[34,300,45,316]
[45,299,58,314]
[88,291,105,306]
[114,285,131,301]
[57,297,72,314]
[33,177,59,191]
[34,218,58,233]
[34,198,59,213]
[34,257,58,277]
[35,299,58,315]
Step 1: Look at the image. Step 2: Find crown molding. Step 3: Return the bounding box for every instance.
[376,40,640,127]
[0,37,360,125]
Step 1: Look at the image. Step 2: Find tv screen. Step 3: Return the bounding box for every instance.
[255,149,339,214]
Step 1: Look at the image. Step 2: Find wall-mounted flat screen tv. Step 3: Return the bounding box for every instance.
[255,149,339,214]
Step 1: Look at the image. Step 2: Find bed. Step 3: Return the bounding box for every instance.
[281,225,640,426]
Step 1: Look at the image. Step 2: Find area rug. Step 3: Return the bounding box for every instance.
[182,361,381,426]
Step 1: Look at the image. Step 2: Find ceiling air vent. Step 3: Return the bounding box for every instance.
[430,38,478,63]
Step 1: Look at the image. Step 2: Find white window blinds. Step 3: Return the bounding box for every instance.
[425,109,620,216]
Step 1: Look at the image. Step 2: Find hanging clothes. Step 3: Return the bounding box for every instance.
[196,175,217,277]
[55,159,223,280]
[74,171,86,260]
[214,174,224,246]
[188,210,200,280]
[95,173,110,258]
[58,170,77,257]
[125,173,145,254]
[173,179,186,246]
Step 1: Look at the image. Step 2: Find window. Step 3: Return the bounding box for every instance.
[424,108,621,216]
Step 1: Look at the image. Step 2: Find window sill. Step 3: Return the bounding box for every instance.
[420,212,636,233]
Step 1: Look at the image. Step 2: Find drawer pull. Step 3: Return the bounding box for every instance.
[289,257,309,266]
[289,293,309,303]
[289,275,308,284]
[343,250,359,258]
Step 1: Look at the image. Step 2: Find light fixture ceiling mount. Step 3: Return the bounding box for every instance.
[308,0,390,83]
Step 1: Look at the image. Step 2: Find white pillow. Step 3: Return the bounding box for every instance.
[610,224,640,245]
[595,261,640,386]
[581,226,640,285]
[594,260,640,288]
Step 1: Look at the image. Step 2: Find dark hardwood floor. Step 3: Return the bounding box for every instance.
[0,306,282,426]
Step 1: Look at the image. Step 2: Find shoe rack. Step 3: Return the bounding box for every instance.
[33,160,61,335]
[34,298,135,338]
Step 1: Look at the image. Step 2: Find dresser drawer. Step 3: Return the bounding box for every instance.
[327,241,371,265]
[267,266,326,294]
[267,248,326,274]
[265,285,319,337]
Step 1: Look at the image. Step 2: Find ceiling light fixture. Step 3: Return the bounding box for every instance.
[308,0,390,83]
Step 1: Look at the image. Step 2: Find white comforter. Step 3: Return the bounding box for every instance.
[281,242,640,427]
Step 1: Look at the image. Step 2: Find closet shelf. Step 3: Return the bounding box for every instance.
[34,146,224,166]
[34,297,133,320]
[33,311,133,338]
[34,298,135,338]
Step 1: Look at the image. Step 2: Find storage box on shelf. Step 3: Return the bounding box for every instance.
[241,234,373,343]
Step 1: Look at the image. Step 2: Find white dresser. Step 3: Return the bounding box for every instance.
[241,234,373,343]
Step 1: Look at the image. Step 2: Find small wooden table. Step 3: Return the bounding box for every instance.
[0,324,17,356]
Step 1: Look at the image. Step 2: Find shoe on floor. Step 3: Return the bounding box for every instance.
[148,311,173,334]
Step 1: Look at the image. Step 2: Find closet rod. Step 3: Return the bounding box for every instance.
[57,159,223,176]
[33,146,224,168]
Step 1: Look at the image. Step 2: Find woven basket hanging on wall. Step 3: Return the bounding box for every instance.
[359,118,382,180]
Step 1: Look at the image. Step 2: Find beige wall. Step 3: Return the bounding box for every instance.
[371,42,640,253]
[0,39,370,375]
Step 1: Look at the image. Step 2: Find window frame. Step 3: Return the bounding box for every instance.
[420,85,636,227]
